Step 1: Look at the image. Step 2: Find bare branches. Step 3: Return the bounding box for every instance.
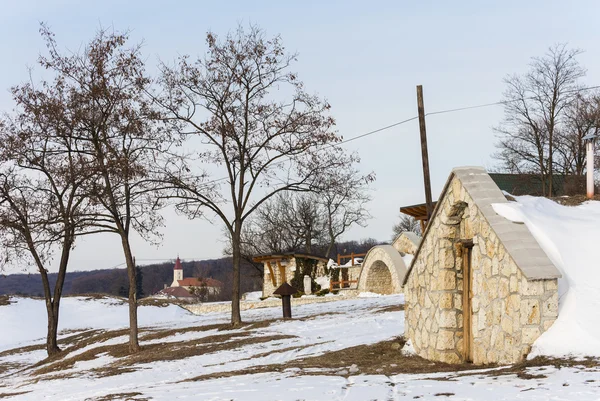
[157,25,363,325]
[494,44,586,196]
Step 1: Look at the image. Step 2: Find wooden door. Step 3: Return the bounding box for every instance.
[462,241,473,362]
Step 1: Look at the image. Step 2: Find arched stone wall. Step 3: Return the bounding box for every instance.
[357,245,407,294]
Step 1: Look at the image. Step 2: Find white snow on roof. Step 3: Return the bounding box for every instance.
[493,196,600,358]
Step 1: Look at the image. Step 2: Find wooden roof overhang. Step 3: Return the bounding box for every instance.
[399,202,438,221]
[252,253,328,288]
[252,253,328,263]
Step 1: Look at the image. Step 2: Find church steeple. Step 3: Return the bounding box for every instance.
[171,256,184,287]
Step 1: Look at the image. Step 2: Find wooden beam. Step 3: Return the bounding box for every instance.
[266,261,276,287]
[276,260,286,285]
[417,85,434,221]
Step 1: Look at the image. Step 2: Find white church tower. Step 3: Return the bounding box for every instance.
[171,257,184,287]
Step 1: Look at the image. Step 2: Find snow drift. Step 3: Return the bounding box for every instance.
[493,196,600,358]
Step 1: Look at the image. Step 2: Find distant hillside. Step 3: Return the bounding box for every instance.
[0,258,262,301]
[0,238,380,299]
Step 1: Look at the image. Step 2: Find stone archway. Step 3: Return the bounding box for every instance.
[357,245,407,294]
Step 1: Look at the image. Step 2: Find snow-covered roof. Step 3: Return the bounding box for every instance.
[404,166,561,284]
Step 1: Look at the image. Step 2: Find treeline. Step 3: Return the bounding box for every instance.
[0,23,372,355]
[0,258,262,299]
[494,44,600,196]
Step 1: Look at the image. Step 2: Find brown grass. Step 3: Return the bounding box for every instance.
[551,194,600,206]
[139,323,233,342]
[86,392,149,401]
[0,362,26,376]
[31,322,295,380]
[374,304,405,313]
[138,298,184,307]
[0,391,31,399]
[185,337,480,382]
[0,296,11,306]
[481,356,600,380]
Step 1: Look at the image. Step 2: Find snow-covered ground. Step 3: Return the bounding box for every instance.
[493,196,600,358]
[1,291,600,400]
[2,197,600,400]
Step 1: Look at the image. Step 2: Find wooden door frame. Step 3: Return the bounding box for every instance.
[461,239,474,363]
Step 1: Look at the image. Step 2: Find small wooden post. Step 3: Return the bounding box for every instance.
[273,282,296,319]
[587,140,595,199]
[417,85,434,221]
[351,252,355,266]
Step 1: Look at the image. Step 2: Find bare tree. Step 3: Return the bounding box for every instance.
[35,26,169,352]
[494,44,585,196]
[320,168,373,258]
[392,215,421,240]
[0,70,97,355]
[157,26,358,325]
[557,92,600,176]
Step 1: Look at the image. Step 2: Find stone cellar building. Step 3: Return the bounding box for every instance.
[254,253,328,298]
[404,166,561,365]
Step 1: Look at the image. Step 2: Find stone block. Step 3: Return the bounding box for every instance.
[454,294,462,310]
[498,277,510,298]
[509,275,518,293]
[471,297,479,313]
[486,240,496,258]
[436,330,455,350]
[522,327,541,345]
[439,351,461,364]
[506,294,520,313]
[521,278,544,296]
[542,293,558,317]
[482,258,493,277]
[439,310,457,328]
[520,299,540,325]
[439,293,453,309]
[543,319,556,331]
[501,315,513,334]
[432,270,456,291]
[545,279,558,291]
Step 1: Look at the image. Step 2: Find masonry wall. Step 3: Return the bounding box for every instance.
[262,258,326,298]
[405,176,559,365]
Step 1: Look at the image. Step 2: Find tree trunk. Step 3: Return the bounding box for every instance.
[44,301,61,356]
[231,226,242,326]
[121,235,140,353]
[45,234,73,356]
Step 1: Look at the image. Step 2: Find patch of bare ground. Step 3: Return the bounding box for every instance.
[297,312,345,321]
[480,356,600,380]
[374,304,405,313]
[138,297,184,308]
[0,391,31,399]
[185,337,480,382]
[139,323,234,342]
[0,362,26,377]
[0,329,105,359]
[84,392,149,401]
[0,296,11,306]
[32,325,294,379]
[551,194,600,206]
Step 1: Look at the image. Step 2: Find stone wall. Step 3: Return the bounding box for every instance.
[357,245,407,295]
[405,175,559,365]
[262,258,326,298]
[393,232,421,255]
[365,261,394,294]
[184,293,355,315]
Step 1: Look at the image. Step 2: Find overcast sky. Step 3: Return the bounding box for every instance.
[1,0,599,274]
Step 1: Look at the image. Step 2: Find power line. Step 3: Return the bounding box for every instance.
[182,84,600,188]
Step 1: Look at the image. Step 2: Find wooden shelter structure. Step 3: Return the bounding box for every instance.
[253,253,328,298]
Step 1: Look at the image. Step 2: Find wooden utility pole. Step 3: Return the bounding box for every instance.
[416,85,434,220]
